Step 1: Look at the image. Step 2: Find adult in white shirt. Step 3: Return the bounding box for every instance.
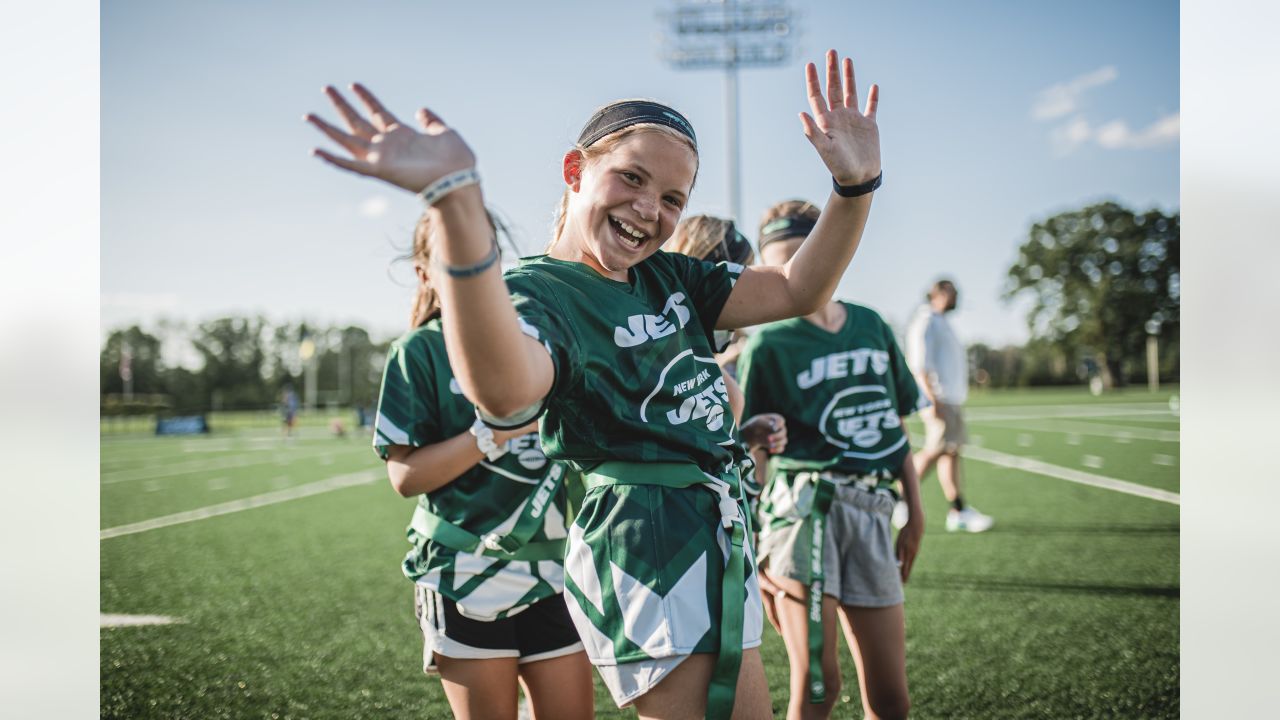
[904,279,993,533]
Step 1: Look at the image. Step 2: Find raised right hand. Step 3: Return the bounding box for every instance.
[306,84,475,194]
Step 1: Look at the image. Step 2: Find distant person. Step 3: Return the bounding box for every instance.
[280,384,299,439]
[906,279,993,533]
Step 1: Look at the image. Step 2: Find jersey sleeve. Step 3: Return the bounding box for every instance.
[476,268,582,429]
[372,336,441,460]
[885,317,928,416]
[669,251,745,351]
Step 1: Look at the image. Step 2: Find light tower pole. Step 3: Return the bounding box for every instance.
[661,0,795,223]
[1145,318,1162,392]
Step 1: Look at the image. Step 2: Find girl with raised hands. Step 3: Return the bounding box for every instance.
[737,200,925,720]
[370,210,593,720]
[307,49,881,720]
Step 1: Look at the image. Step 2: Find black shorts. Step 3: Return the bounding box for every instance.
[413,586,583,673]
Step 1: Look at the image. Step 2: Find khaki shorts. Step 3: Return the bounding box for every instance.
[758,483,904,608]
[923,403,967,454]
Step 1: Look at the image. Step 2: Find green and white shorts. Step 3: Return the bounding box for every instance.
[759,479,904,608]
[562,477,764,707]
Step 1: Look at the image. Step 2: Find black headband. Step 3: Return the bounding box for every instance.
[577,100,697,149]
[758,215,818,251]
[704,220,754,266]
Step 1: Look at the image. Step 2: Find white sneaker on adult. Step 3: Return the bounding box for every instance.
[946,506,994,533]
[891,500,909,529]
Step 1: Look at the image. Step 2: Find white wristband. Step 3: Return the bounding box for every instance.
[470,417,508,462]
[418,167,480,208]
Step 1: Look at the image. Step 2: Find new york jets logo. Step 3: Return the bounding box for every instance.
[796,348,890,389]
[638,349,730,433]
[816,385,906,459]
[507,433,547,471]
[613,293,692,348]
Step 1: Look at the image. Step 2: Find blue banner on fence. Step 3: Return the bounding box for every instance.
[155,415,210,435]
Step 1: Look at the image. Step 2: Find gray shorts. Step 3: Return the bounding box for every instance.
[758,482,904,608]
[923,403,967,454]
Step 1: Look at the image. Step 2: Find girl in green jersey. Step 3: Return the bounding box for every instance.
[739,200,925,720]
[308,49,882,720]
[371,211,593,720]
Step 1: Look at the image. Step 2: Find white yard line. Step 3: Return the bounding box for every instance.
[101,453,300,484]
[1102,414,1181,424]
[101,614,184,627]
[963,445,1180,505]
[101,446,365,485]
[100,470,380,540]
[978,418,1179,443]
[966,406,1174,423]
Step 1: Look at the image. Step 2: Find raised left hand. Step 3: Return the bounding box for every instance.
[799,50,881,186]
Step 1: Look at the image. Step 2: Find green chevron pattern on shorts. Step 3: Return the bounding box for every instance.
[562,481,755,662]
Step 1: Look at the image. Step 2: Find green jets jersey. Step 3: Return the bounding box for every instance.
[738,302,925,486]
[373,319,571,621]
[500,252,747,478]
[501,252,764,709]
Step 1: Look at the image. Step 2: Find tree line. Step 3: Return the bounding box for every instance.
[100,318,391,416]
[99,201,1178,415]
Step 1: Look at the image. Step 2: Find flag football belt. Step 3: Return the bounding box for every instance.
[787,469,895,704]
[584,461,750,720]
[408,463,568,564]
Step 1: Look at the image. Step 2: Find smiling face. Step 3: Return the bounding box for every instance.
[556,129,698,280]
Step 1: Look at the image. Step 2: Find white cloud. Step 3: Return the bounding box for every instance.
[1032,66,1118,120]
[1095,112,1180,149]
[358,195,391,218]
[1050,112,1180,155]
[1050,116,1093,155]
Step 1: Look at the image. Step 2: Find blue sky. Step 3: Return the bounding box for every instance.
[102,0,1178,350]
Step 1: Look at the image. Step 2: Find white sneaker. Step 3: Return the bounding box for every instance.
[946,506,994,533]
[891,500,909,529]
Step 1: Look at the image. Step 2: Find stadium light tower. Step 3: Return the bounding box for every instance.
[660,0,796,223]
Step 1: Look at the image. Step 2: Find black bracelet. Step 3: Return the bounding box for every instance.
[832,171,882,198]
[441,237,499,278]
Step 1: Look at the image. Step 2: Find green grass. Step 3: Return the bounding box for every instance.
[101,387,1179,718]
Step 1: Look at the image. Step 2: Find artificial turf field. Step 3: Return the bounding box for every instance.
[101,387,1179,718]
